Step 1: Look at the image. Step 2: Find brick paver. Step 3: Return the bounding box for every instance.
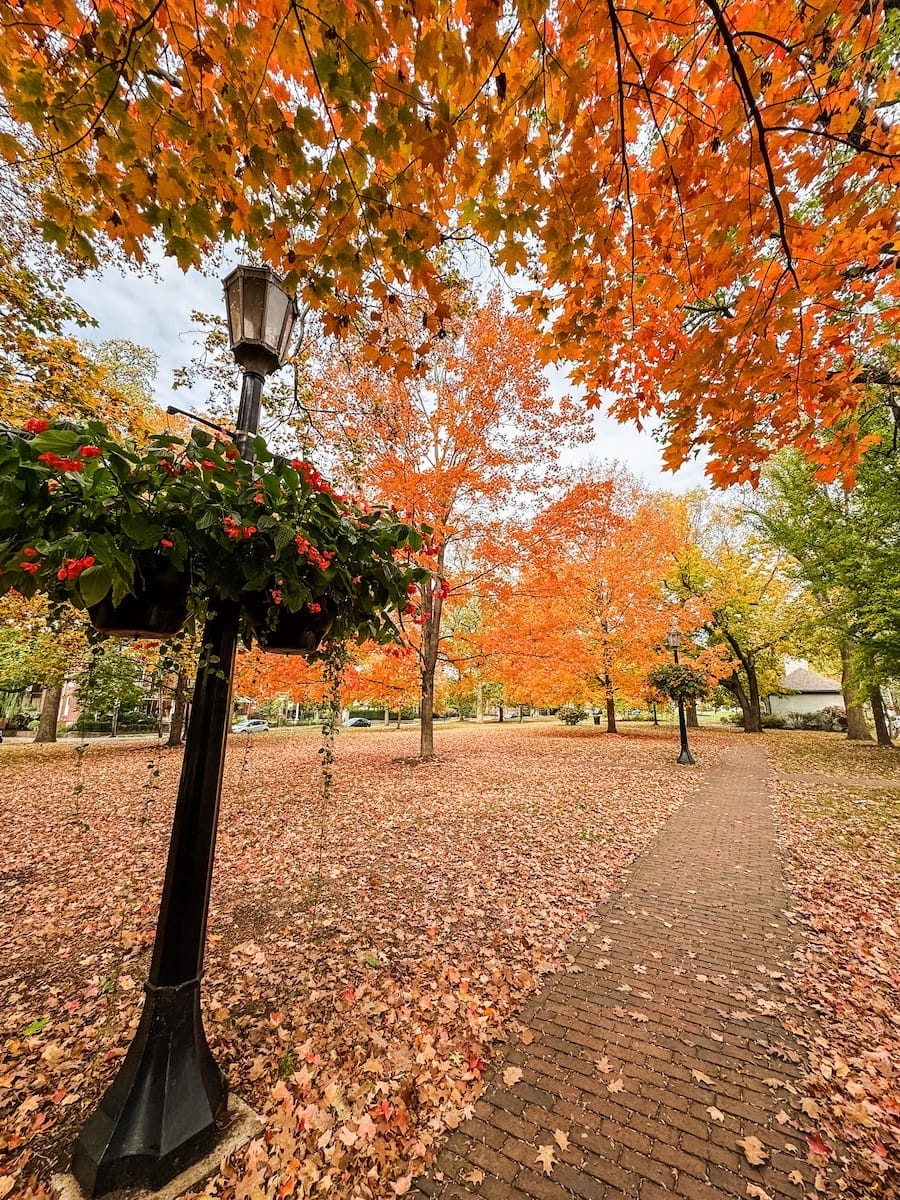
[412,744,828,1200]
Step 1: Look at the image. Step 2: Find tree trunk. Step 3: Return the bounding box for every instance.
[718,624,763,732]
[383,706,390,726]
[418,594,443,759]
[602,647,617,733]
[167,670,188,747]
[476,681,484,723]
[869,686,892,748]
[685,699,699,729]
[744,659,763,732]
[840,643,872,741]
[721,671,761,732]
[35,682,63,743]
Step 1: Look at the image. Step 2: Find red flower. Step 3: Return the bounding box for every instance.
[80,445,102,458]
[24,417,50,434]
[253,492,265,504]
[225,446,240,460]
[308,602,322,613]
[23,548,37,558]
[21,562,39,573]
[243,525,257,537]
[160,538,174,549]
[38,452,84,472]
[201,460,216,470]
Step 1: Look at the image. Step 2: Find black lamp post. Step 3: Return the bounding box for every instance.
[71,266,297,1197]
[665,622,695,766]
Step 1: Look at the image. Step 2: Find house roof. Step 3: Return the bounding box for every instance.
[780,667,842,694]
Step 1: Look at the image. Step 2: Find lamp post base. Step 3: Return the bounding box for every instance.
[678,746,695,765]
[71,978,227,1197]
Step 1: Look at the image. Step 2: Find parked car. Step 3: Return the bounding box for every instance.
[231,718,270,734]
[343,717,372,728]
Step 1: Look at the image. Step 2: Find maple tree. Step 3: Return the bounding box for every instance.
[0,1,896,481]
[303,286,590,757]
[483,471,686,725]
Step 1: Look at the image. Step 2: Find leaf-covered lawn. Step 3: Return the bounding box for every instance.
[1,722,713,1199]
[769,731,900,1199]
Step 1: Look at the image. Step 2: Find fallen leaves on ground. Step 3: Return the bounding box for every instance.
[534,1144,556,1175]
[0,722,704,1198]
[737,1134,769,1166]
[770,731,900,1199]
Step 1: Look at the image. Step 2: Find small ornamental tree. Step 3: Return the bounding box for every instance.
[646,663,711,707]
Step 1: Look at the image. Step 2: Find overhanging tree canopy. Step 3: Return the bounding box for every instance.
[1,0,897,481]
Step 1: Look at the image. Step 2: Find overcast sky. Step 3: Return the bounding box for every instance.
[68,256,711,495]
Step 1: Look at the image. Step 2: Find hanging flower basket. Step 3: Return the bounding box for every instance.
[88,552,190,638]
[0,418,429,648]
[245,593,336,656]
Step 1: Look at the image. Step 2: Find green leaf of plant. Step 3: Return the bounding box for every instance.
[78,564,114,607]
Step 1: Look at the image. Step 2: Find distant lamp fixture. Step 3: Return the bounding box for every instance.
[665,624,682,652]
[223,264,297,377]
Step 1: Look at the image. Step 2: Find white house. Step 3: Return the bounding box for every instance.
[765,664,843,718]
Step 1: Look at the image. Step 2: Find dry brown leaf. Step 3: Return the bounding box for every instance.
[800,1097,820,1119]
[607,1077,625,1093]
[775,1109,790,1125]
[788,1171,804,1185]
[745,1186,773,1200]
[706,1106,725,1122]
[520,1028,535,1045]
[535,1145,556,1176]
[595,1056,612,1073]
[502,1066,523,1087]
[464,1169,485,1186]
[553,1129,569,1151]
[737,1135,769,1166]
[691,1068,713,1086]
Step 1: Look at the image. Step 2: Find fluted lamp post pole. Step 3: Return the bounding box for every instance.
[71,266,297,1197]
[666,622,695,766]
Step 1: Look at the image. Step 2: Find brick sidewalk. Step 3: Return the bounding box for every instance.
[412,744,828,1200]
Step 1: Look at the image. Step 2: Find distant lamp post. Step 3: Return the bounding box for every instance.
[666,622,695,766]
[71,266,297,1197]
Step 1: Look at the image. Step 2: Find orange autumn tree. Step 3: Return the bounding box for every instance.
[349,642,422,725]
[1,1,897,482]
[308,286,591,758]
[484,471,684,728]
[232,648,335,717]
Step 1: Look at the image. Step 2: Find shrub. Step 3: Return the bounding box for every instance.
[784,707,847,732]
[760,713,787,729]
[557,704,588,726]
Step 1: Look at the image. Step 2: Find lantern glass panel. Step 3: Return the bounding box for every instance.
[264,288,292,358]
[240,273,268,345]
